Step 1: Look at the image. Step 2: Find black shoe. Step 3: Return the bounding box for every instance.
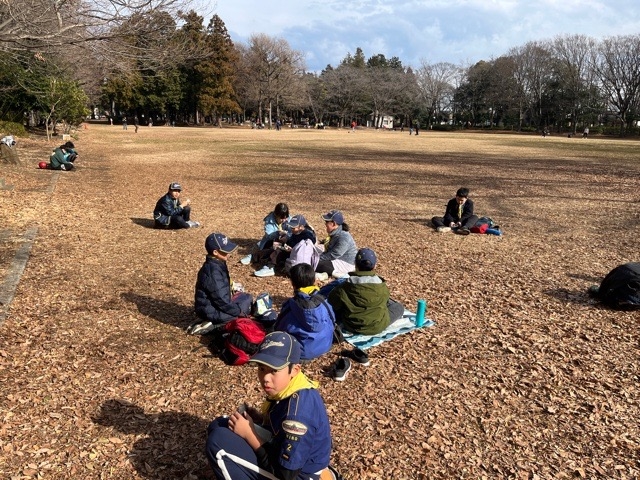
[455,227,470,235]
[341,348,370,367]
[332,358,352,381]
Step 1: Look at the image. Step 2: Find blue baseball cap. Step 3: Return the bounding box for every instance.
[250,332,301,369]
[355,248,377,271]
[288,214,307,228]
[205,233,238,254]
[169,182,182,191]
[321,210,344,225]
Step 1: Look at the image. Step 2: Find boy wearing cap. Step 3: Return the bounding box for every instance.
[254,214,317,278]
[190,233,253,334]
[315,210,357,279]
[431,187,478,235]
[206,331,333,480]
[328,247,404,335]
[153,182,200,229]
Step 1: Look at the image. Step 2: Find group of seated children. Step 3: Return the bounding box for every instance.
[242,203,358,282]
[189,228,404,381]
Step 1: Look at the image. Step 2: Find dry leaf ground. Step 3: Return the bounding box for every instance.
[0,125,638,479]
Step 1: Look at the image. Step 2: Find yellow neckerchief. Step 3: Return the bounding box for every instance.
[260,371,318,416]
[298,286,318,296]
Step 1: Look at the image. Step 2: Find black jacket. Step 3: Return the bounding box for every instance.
[194,256,242,323]
[443,198,474,225]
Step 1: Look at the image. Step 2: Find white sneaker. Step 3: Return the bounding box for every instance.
[187,220,201,228]
[315,272,329,282]
[436,226,451,233]
[240,254,252,265]
[254,266,275,277]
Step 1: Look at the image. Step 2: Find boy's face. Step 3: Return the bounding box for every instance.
[257,364,301,396]
[455,195,467,205]
[291,225,305,234]
[170,190,181,199]
[211,250,229,261]
[325,220,338,234]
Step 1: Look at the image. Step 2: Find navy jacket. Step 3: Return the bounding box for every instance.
[154,193,184,226]
[443,198,475,225]
[260,388,331,476]
[194,256,242,324]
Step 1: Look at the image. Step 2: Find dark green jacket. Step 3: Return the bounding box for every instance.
[328,271,390,335]
[49,147,73,169]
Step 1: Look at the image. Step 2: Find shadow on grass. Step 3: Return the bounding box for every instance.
[543,287,602,307]
[121,291,195,330]
[93,399,214,480]
[131,217,156,229]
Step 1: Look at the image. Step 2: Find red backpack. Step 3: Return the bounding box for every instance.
[220,318,266,366]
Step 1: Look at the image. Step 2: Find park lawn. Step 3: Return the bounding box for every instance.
[0,124,638,479]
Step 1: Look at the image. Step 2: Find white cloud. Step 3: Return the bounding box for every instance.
[211,0,640,71]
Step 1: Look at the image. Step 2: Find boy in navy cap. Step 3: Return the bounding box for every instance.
[153,182,200,229]
[206,332,335,479]
[189,233,253,335]
[328,247,404,335]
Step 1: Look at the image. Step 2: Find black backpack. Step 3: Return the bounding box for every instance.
[594,262,640,310]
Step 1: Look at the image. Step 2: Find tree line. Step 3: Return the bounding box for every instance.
[2,0,639,137]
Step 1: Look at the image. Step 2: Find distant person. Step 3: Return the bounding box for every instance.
[414,120,419,135]
[351,120,356,132]
[122,117,127,130]
[134,117,139,133]
[49,141,77,171]
[583,126,589,138]
[153,182,200,229]
[431,187,478,235]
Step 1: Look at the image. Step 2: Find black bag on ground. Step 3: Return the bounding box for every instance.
[593,262,640,310]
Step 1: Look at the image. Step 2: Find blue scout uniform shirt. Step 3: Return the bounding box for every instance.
[264,388,331,475]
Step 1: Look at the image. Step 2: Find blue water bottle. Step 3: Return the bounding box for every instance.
[415,299,427,327]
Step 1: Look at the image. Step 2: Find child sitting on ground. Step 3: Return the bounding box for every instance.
[274,263,335,361]
[205,331,336,480]
[240,202,292,267]
[189,233,253,335]
[254,214,318,278]
[328,248,404,335]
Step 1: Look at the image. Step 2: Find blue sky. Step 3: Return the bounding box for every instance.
[209,1,640,72]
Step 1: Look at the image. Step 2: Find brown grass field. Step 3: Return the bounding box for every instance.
[0,124,639,479]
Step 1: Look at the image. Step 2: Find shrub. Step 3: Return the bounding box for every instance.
[0,121,27,137]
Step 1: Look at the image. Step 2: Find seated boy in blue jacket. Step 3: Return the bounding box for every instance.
[273,263,335,361]
[189,233,253,335]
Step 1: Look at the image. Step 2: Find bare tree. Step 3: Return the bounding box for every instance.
[551,34,598,134]
[416,61,460,127]
[0,0,199,70]
[240,34,306,128]
[593,34,640,135]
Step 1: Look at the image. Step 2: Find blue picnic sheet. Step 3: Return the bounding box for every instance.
[341,309,435,351]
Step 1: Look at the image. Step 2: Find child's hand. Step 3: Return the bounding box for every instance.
[228,410,255,441]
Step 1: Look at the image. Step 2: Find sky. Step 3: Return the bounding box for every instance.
[206,0,640,72]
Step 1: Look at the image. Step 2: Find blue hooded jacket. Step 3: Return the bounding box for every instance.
[274,290,335,360]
